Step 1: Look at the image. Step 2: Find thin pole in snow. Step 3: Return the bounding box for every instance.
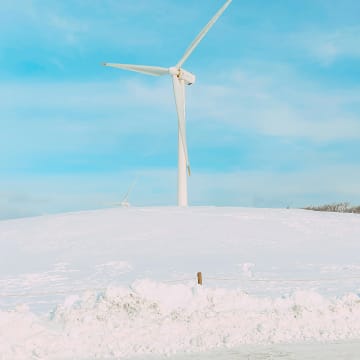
[197,272,203,285]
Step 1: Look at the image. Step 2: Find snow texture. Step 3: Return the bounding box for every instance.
[1,207,360,359]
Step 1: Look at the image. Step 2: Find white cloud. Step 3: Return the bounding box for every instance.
[189,67,360,141]
[46,13,88,46]
[293,26,360,65]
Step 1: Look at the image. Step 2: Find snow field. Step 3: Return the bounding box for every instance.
[1,207,360,359]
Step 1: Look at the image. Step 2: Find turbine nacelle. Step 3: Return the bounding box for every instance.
[169,67,196,86]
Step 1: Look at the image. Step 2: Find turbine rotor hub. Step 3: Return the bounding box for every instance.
[169,67,196,86]
[169,67,179,76]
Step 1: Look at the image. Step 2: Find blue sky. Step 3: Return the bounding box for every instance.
[1,0,360,218]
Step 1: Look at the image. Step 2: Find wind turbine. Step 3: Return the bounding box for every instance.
[117,177,138,208]
[103,0,232,207]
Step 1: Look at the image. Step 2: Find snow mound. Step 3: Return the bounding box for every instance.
[2,280,360,359]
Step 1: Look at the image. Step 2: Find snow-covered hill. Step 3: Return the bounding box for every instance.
[1,207,360,359]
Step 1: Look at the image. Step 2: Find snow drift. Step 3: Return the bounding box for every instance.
[1,280,360,359]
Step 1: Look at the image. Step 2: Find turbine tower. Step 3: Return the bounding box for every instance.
[103,0,232,207]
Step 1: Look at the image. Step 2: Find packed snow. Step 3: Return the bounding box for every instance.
[1,207,360,359]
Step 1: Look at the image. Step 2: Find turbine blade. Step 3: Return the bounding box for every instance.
[121,177,138,203]
[172,76,191,176]
[176,0,232,68]
[103,63,169,76]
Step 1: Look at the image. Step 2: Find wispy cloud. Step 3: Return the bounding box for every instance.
[293,26,360,65]
[190,66,360,141]
[1,62,359,175]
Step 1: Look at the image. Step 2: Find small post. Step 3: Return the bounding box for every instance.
[197,272,203,285]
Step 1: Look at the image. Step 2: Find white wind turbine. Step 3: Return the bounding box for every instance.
[103,0,232,207]
[117,177,138,208]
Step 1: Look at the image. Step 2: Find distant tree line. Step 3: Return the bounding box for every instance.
[303,202,360,214]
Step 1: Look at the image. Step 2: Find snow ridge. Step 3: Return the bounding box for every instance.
[2,280,360,359]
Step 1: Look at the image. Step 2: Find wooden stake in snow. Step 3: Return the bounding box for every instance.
[197,272,203,285]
